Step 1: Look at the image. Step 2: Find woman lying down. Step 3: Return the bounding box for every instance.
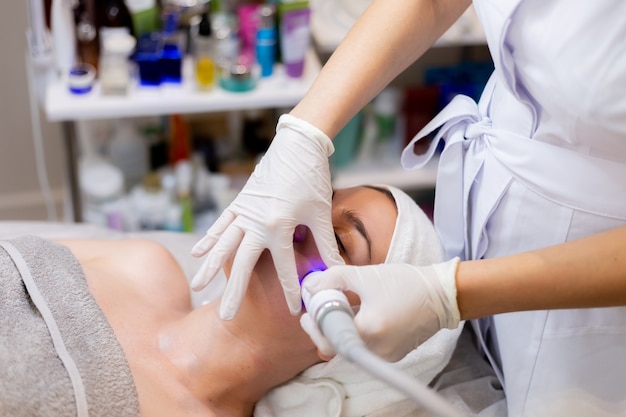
[0,185,464,417]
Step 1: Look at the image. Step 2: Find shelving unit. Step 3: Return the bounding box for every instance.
[43,50,321,221]
[42,2,487,222]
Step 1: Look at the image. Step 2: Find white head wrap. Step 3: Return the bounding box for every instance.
[381,184,443,266]
[255,184,462,417]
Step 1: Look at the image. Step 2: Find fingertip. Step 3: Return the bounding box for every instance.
[191,242,208,257]
[219,282,241,320]
[289,298,302,316]
[219,304,235,321]
[190,273,207,291]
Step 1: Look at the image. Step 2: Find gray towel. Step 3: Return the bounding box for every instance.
[0,236,140,417]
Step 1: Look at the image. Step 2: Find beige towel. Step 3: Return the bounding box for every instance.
[0,236,140,417]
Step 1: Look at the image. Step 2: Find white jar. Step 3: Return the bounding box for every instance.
[100,31,136,95]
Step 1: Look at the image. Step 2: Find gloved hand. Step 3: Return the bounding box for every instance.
[191,114,344,320]
[301,258,461,362]
[300,313,336,359]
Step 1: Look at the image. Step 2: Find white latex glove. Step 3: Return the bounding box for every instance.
[300,313,336,359]
[191,114,344,320]
[301,259,461,362]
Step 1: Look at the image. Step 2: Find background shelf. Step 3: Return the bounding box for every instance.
[45,50,321,121]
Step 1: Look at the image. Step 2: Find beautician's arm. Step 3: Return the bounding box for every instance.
[457,225,626,319]
[291,0,471,138]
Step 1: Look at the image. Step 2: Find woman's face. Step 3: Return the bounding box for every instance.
[295,185,397,275]
[225,186,398,318]
[219,186,398,371]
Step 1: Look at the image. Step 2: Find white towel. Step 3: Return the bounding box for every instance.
[255,185,463,417]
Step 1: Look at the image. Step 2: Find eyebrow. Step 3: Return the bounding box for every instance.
[341,209,372,263]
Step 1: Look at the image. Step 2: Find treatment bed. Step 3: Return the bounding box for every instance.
[0,221,505,417]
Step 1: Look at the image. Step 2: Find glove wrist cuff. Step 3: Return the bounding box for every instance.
[277,114,335,157]
[439,257,462,329]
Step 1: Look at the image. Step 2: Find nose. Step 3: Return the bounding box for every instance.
[293,225,325,281]
[293,224,308,243]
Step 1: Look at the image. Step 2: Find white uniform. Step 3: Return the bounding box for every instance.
[401,1,626,416]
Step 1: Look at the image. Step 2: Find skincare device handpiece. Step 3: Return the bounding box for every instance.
[301,272,463,417]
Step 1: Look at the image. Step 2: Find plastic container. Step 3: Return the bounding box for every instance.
[97,0,134,47]
[329,111,363,170]
[237,4,260,66]
[100,32,136,95]
[51,0,77,77]
[135,33,163,86]
[130,172,172,230]
[193,11,216,91]
[279,3,311,78]
[372,87,402,159]
[67,63,96,94]
[219,60,257,92]
[79,155,125,227]
[108,119,149,189]
[75,6,100,70]
[126,0,159,37]
[212,12,240,73]
[160,11,183,84]
[256,5,277,77]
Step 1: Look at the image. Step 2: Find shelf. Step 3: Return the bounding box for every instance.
[331,156,438,191]
[44,49,321,122]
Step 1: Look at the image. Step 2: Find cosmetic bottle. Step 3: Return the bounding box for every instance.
[108,119,149,190]
[373,87,401,160]
[100,31,136,95]
[175,160,194,233]
[160,11,183,84]
[279,1,311,79]
[75,0,99,70]
[219,59,257,92]
[212,12,240,74]
[193,10,216,91]
[97,0,134,48]
[255,4,277,77]
[51,0,77,77]
[135,32,163,86]
[237,4,260,66]
[125,0,159,37]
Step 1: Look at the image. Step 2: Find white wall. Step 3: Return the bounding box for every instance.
[0,2,67,221]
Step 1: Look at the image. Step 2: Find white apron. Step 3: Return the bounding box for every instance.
[401,1,626,416]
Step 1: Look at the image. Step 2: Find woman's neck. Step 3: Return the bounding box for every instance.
[157,301,317,417]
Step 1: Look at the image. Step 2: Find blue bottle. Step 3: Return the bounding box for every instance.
[135,33,162,86]
[256,5,277,78]
[160,12,183,84]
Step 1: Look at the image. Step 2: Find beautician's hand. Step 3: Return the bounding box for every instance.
[191,114,344,320]
[301,259,461,362]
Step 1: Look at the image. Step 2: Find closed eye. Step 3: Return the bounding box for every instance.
[334,232,346,255]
